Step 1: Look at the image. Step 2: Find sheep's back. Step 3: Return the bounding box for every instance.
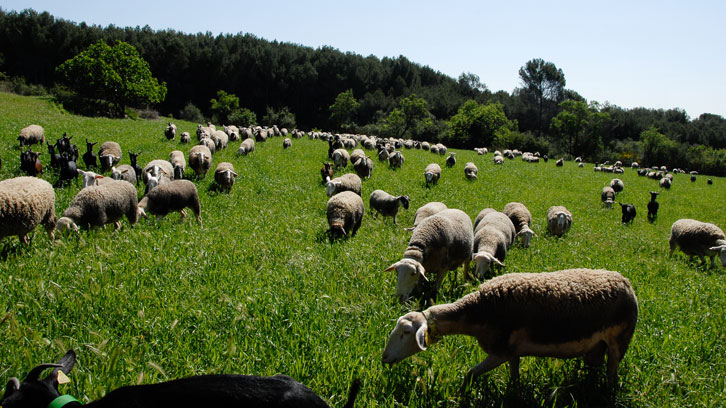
[0,177,55,238]
[671,219,726,254]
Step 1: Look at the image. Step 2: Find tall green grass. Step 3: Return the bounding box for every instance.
[1,92,724,407]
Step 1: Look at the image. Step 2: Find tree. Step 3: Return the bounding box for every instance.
[517,58,566,136]
[457,72,487,100]
[210,90,240,124]
[262,106,296,129]
[228,108,257,127]
[448,100,514,148]
[329,89,359,130]
[56,40,166,117]
[551,100,609,158]
[383,94,433,138]
[640,126,676,166]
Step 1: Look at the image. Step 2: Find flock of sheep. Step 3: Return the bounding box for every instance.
[2,120,726,404]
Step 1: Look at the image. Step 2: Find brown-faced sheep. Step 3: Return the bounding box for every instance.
[189,145,213,177]
[601,186,615,209]
[214,162,238,192]
[424,163,441,187]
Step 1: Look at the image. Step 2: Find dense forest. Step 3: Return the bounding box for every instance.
[1,8,725,175]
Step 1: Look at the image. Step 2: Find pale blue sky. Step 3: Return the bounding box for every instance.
[4,0,725,118]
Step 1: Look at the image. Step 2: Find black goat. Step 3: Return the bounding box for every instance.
[647,191,659,223]
[47,142,61,169]
[58,152,79,187]
[83,139,98,168]
[1,350,361,408]
[129,151,143,185]
[321,162,333,184]
[20,149,42,176]
[619,202,636,224]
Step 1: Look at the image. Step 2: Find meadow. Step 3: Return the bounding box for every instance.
[0,91,724,407]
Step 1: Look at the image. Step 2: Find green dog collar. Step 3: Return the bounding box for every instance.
[48,395,81,408]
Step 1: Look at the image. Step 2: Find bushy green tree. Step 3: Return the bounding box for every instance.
[448,100,514,148]
[56,40,166,117]
[228,108,257,127]
[263,106,296,129]
[178,102,204,122]
[516,58,566,136]
[210,90,239,124]
[329,89,359,130]
[383,94,433,138]
[640,126,676,166]
[551,100,608,158]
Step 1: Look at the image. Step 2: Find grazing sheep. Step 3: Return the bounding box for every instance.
[502,202,535,248]
[283,138,292,149]
[631,162,640,169]
[556,158,564,167]
[321,162,333,184]
[98,141,122,172]
[406,201,448,231]
[165,122,177,140]
[56,180,138,232]
[691,174,696,182]
[0,176,56,244]
[224,125,240,141]
[111,165,137,185]
[197,124,212,140]
[180,131,191,144]
[1,350,361,408]
[138,179,202,225]
[382,269,638,385]
[610,178,624,193]
[17,124,45,147]
[378,148,390,162]
[326,173,362,197]
[353,156,373,179]
[659,177,671,189]
[214,162,238,192]
[546,206,573,236]
[386,209,473,303]
[421,141,430,151]
[472,212,516,278]
[708,178,713,185]
[445,153,456,167]
[211,129,229,150]
[238,138,255,155]
[169,150,186,180]
[332,148,350,169]
[493,155,504,165]
[473,208,497,231]
[143,159,174,183]
[619,203,636,224]
[189,145,213,177]
[326,190,365,239]
[389,151,405,169]
[198,136,217,155]
[350,149,366,164]
[424,163,441,187]
[436,144,447,155]
[601,186,615,209]
[464,162,478,180]
[647,191,659,223]
[669,219,726,268]
[369,190,410,224]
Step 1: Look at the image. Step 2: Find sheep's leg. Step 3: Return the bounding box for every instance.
[180,209,188,218]
[114,221,121,231]
[20,234,29,245]
[508,357,520,381]
[606,345,622,383]
[393,214,397,224]
[699,255,706,265]
[461,354,508,389]
[709,256,716,269]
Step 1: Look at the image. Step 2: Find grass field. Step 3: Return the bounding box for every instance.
[1,92,725,407]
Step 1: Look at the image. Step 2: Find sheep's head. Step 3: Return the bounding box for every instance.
[472,251,504,279]
[78,169,102,189]
[55,217,79,234]
[99,155,113,171]
[398,195,410,210]
[424,171,434,184]
[709,245,726,267]
[382,311,427,365]
[1,350,77,408]
[385,259,426,304]
[325,181,340,197]
[517,226,535,248]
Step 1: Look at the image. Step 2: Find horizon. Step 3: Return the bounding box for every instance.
[3,1,725,119]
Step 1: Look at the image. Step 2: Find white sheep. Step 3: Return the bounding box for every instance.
[214,162,238,191]
[424,163,441,187]
[143,159,174,193]
[180,132,191,144]
[326,173,362,197]
[224,125,240,141]
[238,138,255,155]
[502,202,535,248]
[445,152,456,167]
[421,141,430,151]
[464,162,478,180]
[669,219,726,268]
[382,268,639,385]
[493,155,504,165]
[211,129,228,150]
[610,178,624,193]
[406,201,448,231]
[472,211,516,278]
[369,189,410,224]
[473,208,497,231]
[0,176,56,243]
[165,122,177,140]
[353,156,373,179]
[98,141,122,171]
[56,180,138,232]
[326,190,365,239]
[601,186,615,209]
[198,136,217,155]
[546,206,573,236]
[389,151,405,169]
[283,138,292,149]
[110,165,136,185]
[189,145,212,177]
[386,209,473,303]
[18,124,45,147]
[138,179,202,225]
[332,148,350,169]
[169,150,186,180]
[435,143,447,155]
[350,149,366,164]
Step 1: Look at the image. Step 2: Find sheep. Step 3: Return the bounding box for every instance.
[238,138,255,155]
[389,151,405,169]
[601,186,615,209]
[619,203,636,224]
[610,178,624,193]
[1,350,361,408]
[353,156,373,179]
[669,219,726,268]
[283,138,292,149]
[180,131,191,144]
[332,148,350,169]
[17,124,45,147]
[189,145,213,177]
[214,162,238,192]
[659,177,671,189]
[445,152,456,167]
[493,155,504,165]
[224,125,240,141]
[502,202,535,248]
[143,159,174,183]
[708,178,713,185]
[436,143,447,155]
[326,173,362,197]
[405,201,448,232]
[138,179,202,225]
[691,174,696,182]
[350,149,366,164]
[98,141,122,172]
[326,190,365,239]
[211,129,229,150]
[197,124,212,140]
[382,268,638,385]
[377,148,390,162]
[56,180,138,232]
[472,212,516,278]
[198,136,217,155]
[503,149,514,159]
[424,163,441,187]
[321,162,334,184]
[111,165,137,184]
[165,122,177,140]
[647,191,659,223]
[464,162,478,180]
[556,158,564,167]
[169,150,186,180]
[473,208,497,231]
[369,189,410,224]
[0,176,56,244]
[631,162,640,168]
[386,209,473,303]
[546,206,573,236]
[421,141,430,151]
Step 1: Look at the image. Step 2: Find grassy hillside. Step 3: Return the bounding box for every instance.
[1,92,724,407]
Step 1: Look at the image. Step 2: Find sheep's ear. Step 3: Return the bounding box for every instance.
[5,377,20,399]
[710,245,726,251]
[416,264,428,282]
[44,350,76,387]
[415,323,428,351]
[384,262,399,272]
[77,169,85,176]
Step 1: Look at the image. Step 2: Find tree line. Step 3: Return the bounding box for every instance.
[1,8,724,175]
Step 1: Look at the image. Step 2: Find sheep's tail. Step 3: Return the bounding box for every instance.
[342,378,362,408]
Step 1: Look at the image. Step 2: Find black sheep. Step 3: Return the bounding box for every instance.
[620,202,636,224]
[647,191,659,223]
